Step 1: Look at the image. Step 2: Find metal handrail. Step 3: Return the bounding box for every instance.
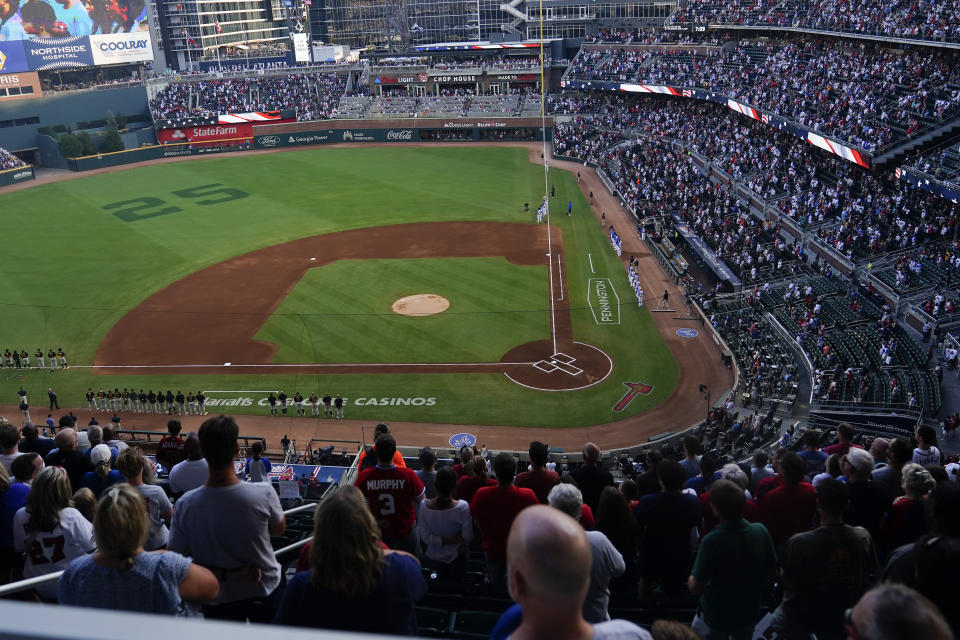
[0,499,323,597]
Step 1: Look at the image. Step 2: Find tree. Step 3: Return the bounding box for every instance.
[100,128,125,153]
[107,110,128,131]
[75,131,97,156]
[58,132,83,159]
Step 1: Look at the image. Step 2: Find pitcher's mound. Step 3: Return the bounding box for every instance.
[392,294,450,317]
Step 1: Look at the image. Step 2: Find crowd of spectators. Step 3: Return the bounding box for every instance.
[149,73,347,121]
[0,148,25,171]
[1,409,958,639]
[566,38,960,151]
[670,0,960,42]
[552,92,958,266]
[907,140,960,187]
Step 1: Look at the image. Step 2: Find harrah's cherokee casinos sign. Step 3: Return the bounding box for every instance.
[157,124,253,144]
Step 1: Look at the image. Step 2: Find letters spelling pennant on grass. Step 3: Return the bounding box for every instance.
[613,381,653,412]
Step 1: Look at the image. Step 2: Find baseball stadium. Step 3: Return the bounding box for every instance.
[0,0,959,637]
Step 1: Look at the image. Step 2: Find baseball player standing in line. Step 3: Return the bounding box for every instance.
[309,393,319,416]
[86,388,95,410]
[322,393,332,417]
[20,350,29,368]
[56,348,67,368]
[267,392,278,415]
[47,349,56,370]
[334,394,344,419]
[294,392,304,417]
[196,391,206,415]
[35,349,44,370]
[278,390,288,415]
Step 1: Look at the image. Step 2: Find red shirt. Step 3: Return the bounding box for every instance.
[824,442,864,456]
[760,480,817,546]
[580,503,595,530]
[156,436,185,469]
[355,465,425,539]
[471,484,538,562]
[515,468,560,504]
[455,475,495,504]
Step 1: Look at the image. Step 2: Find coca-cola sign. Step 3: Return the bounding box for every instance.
[386,130,414,140]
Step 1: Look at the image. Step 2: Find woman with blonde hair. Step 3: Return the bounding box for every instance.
[116,447,172,550]
[58,484,218,614]
[12,466,95,600]
[881,462,936,555]
[273,484,426,634]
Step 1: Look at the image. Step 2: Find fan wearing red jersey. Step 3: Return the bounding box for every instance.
[355,434,425,556]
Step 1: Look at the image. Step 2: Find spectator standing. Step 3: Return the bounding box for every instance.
[634,460,702,595]
[759,451,817,548]
[472,452,539,587]
[418,466,472,584]
[415,447,438,499]
[80,444,124,498]
[771,478,877,639]
[117,447,172,551]
[355,424,407,469]
[44,428,93,493]
[497,505,652,640]
[688,480,777,640]
[58,483,218,614]
[354,434,424,555]
[455,456,495,503]
[872,436,911,497]
[843,448,892,541]
[845,584,952,640]
[824,423,863,456]
[679,435,701,479]
[273,485,426,634]
[0,464,29,583]
[912,424,943,466]
[12,466,95,601]
[0,420,20,474]
[699,464,760,535]
[571,442,614,512]
[244,441,271,482]
[18,423,54,458]
[879,463,935,555]
[595,485,641,602]
[749,449,775,493]
[798,429,829,476]
[884,482,960,635]
[684,453,719,496]
[634,448,663,497]
[156,420,186,471]
[169,415,287,622]
[168,433,209,496]
[102,424,129,453]
[515,440,560,503]
[548,483,625,623]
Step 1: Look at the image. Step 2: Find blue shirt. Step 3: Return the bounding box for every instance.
[0,484,31,552]
[273,552,426,634]
[81,469,125,498]
[58,551,193,615]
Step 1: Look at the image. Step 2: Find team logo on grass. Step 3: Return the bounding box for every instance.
[612,381,653,412]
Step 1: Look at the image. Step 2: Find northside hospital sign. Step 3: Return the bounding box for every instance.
[0,33,153,73]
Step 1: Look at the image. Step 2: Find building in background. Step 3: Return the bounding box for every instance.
[308,0,674,49]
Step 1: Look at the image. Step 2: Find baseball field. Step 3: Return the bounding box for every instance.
[0,145,681,429]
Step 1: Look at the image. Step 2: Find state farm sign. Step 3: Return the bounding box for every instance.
[157,123,253,144]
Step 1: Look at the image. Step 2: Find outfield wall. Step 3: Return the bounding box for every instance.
[0,165,35,187]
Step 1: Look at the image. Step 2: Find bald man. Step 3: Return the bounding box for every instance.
[499,506,651,640]
[570,443,614,512]
[846,584,951,640]
[44,427,93,492]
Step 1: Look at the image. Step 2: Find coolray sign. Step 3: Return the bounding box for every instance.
[587,278,620,324]
[90,33,154,65]
[157,123,253,143]
[24,36,94,70]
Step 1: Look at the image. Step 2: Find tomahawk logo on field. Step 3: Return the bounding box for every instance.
[613,381,653,412]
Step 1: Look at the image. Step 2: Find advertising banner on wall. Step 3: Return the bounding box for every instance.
[0,71,42,100]
[157,123,253,144]
[0,41,30,73]
[23,36,93,70]
[90,33,154,65]
[291,33,309,63]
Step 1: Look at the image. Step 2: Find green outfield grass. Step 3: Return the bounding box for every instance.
[0,146,677,427]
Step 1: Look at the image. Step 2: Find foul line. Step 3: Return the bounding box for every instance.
[557,252,564,301]
[75,361,539,369]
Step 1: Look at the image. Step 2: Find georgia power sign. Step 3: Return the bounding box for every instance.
[90,33,155,66]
